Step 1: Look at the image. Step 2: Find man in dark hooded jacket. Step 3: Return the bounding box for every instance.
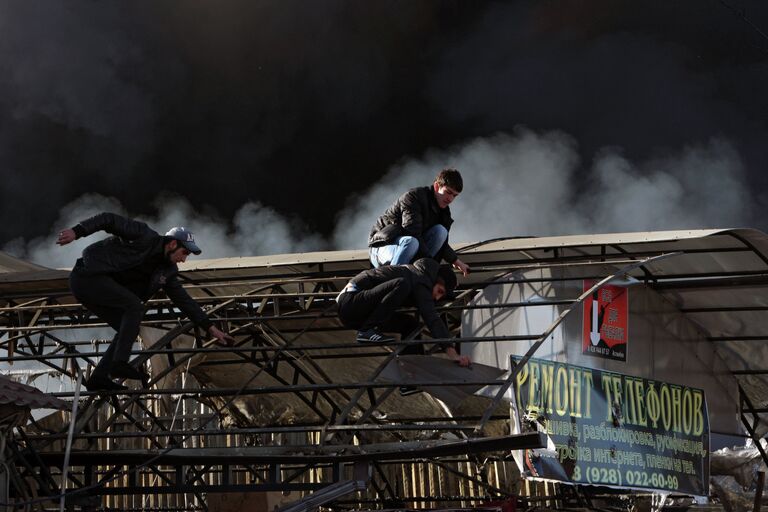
[336,258,470,367]
[57,212,233,391]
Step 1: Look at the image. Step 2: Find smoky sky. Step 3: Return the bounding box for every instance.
[1,0,768,257]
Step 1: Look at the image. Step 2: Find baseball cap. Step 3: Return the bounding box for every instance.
[165,227,202,255]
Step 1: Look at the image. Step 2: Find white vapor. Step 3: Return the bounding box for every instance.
[3,128,754,268]
[333,128,752,248]
[6,194,325,269]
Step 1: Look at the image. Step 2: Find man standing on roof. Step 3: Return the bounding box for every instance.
[336,257,470,368]
[368,168,470,276]
[57,212,234,392]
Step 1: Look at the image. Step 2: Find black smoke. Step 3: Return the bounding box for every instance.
[1,0,767,248]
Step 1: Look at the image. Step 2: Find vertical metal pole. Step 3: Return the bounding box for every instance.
[1,460,9,512]
[754,471,764,512]
[60,369,83,512]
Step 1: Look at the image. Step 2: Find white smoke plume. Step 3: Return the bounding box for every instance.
[3,128,755,269]
[6,194,325,269]
[333,128,753,248]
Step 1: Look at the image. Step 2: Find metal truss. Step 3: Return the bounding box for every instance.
[1,234,763,510]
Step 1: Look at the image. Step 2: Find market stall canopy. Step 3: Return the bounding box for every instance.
[3,229,768,434]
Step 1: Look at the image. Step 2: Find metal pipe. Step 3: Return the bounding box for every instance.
[50,378,510,398]
[59,369,83,512]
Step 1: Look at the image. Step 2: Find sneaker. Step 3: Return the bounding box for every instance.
[399,386,422,397]
[356,329,395,344]
[83,375,128,393]
[109,361,146,381]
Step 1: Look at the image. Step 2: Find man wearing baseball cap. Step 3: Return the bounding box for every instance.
[57,212,234,392]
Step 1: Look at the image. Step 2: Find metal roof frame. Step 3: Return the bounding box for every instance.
[3,228,768,510]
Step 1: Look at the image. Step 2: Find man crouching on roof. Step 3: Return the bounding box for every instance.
[57,212,234,392]
[336,257,471,367]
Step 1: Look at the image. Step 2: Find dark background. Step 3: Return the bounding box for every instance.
[1,0,767,251]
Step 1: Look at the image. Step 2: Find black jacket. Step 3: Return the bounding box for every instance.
[368,186,457,263]
[349,258,451,342]
[72,212,212,330]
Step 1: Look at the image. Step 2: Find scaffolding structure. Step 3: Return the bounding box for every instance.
[3,229,768,510]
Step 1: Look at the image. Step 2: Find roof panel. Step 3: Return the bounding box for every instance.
[0,374,67,410]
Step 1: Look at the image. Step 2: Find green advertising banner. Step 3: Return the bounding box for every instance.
[512,357,709,495]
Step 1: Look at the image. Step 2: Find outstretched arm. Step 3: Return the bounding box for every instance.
[414,285,471,366]
[165,277,236,344]
[57,228,77,245]
[208,325,236,345]
[59,212,155,244]
[414,286,451,341]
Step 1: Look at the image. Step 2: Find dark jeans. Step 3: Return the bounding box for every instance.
[69,268,146,377]
[337,277,423,355]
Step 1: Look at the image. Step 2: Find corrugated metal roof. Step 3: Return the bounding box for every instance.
[0,250,50,274]
[0,374,68,410]
[176,229,732,272]
[0,228,750,287]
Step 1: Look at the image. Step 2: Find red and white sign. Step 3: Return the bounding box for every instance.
[582,281,628,361]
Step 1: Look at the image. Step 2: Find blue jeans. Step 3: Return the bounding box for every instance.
[369,224,448,267]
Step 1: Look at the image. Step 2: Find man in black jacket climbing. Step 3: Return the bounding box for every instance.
[336,258,470,367]
[57,212,234,392]
[368,168,470,276]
